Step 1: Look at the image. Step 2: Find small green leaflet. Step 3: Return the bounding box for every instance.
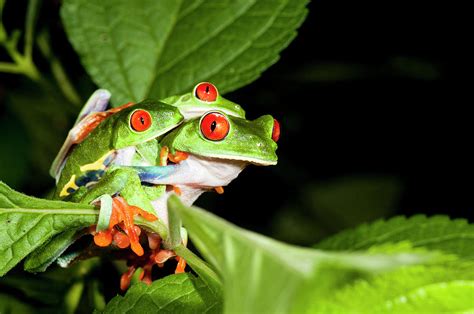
[61,0,309,105]
[0,182,98,276]
[102,273,221,313]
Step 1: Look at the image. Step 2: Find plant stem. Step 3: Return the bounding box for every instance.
[0,61,25,74]
[24,0,40,60]
[174,245,222,296]
[0,0,41,81]
[37,31,82,106]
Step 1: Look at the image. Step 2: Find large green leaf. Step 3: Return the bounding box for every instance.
[103,273,221,313]
[61,0,309,104]
[168,196,441,314]
[315,215,474,259]
[0,182,98,276]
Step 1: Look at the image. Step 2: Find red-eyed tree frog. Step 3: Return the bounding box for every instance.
[45,83,248,263]
[77,110,280,287]
[45,82,278,288]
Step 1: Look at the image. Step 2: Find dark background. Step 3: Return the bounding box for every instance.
[0,0,471,246]
[200,0,472,242]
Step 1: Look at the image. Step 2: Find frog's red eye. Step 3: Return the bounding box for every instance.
[130,109,152,132]
[272,119,280,142]
[200,112,229,141]
[195,82,218,102]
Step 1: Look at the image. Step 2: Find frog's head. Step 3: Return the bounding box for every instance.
[162,111,279,166]
[113,101,184,149]
[161,82,246,120]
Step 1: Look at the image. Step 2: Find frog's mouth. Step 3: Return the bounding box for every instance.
[192,152,278,166]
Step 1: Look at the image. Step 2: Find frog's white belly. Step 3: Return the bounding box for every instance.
[150,154,247,225]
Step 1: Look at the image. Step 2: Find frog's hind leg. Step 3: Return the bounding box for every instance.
[50,90,111,179]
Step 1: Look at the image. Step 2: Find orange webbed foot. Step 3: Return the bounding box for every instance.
[115,233,188,291]
[93,196,157,256]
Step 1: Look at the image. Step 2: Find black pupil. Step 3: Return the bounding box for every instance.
[205,85,210,93]
[210,120,217,132]
[140,116,145,125]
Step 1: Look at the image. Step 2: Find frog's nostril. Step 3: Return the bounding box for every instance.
[272,119,280,142]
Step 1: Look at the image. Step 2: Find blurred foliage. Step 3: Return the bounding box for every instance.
[0,112,29,188]
[271,176,402,245]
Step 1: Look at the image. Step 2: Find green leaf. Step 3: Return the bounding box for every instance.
[166,200,182,249]
[103,273,221,313]
[315,215,474,259]
[0,182,98,276]
[168,196,439,314]
[174,245,222,297]
[384,281,474,313]
[302,262,474,313]
[61,0,309,104]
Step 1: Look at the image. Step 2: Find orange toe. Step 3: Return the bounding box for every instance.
[120,265,136,291]
[175,257,187,274]
[94,230,113,247]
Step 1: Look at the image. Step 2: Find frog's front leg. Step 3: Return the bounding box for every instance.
[78,167,158,256]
